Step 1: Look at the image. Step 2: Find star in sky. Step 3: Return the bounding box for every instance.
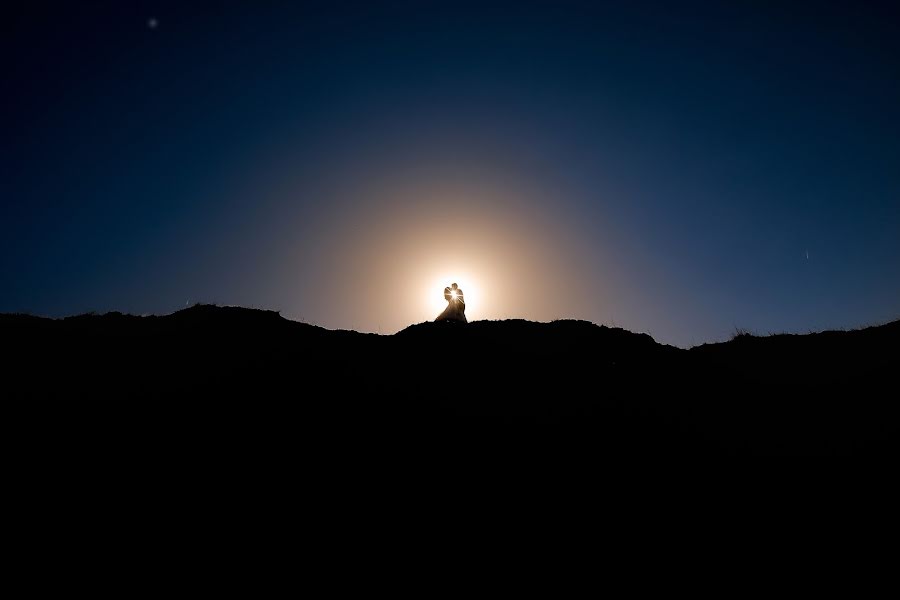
[147,17,159,30]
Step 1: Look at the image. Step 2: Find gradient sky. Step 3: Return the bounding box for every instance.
[3,1,899,346]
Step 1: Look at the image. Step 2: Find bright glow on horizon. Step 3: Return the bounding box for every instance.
[267,156,609,335]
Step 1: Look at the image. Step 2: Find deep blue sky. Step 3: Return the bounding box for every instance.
[3,1,899,346]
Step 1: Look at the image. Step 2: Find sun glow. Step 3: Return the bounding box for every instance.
[274,168,601,332]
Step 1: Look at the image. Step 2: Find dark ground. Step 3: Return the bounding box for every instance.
[2,304,897,458]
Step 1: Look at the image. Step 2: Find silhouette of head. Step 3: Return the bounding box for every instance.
[451,283,458,290]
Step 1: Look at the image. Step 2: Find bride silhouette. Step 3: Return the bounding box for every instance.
[435,283,467,323]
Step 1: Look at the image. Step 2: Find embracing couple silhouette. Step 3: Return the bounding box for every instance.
[436,283,466,323]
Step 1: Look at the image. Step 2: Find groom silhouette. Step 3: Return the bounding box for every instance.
[436,282,467,323]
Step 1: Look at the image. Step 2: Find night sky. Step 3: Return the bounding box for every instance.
[4,1,899,346]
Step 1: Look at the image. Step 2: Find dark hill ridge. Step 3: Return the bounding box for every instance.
[2,304,898,455]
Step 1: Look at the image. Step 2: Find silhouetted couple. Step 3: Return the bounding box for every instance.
[436,283,467,323]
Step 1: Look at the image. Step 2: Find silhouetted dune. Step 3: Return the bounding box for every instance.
[2,305,897,457]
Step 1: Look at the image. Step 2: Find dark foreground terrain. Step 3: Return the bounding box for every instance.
[2,304,898,457]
